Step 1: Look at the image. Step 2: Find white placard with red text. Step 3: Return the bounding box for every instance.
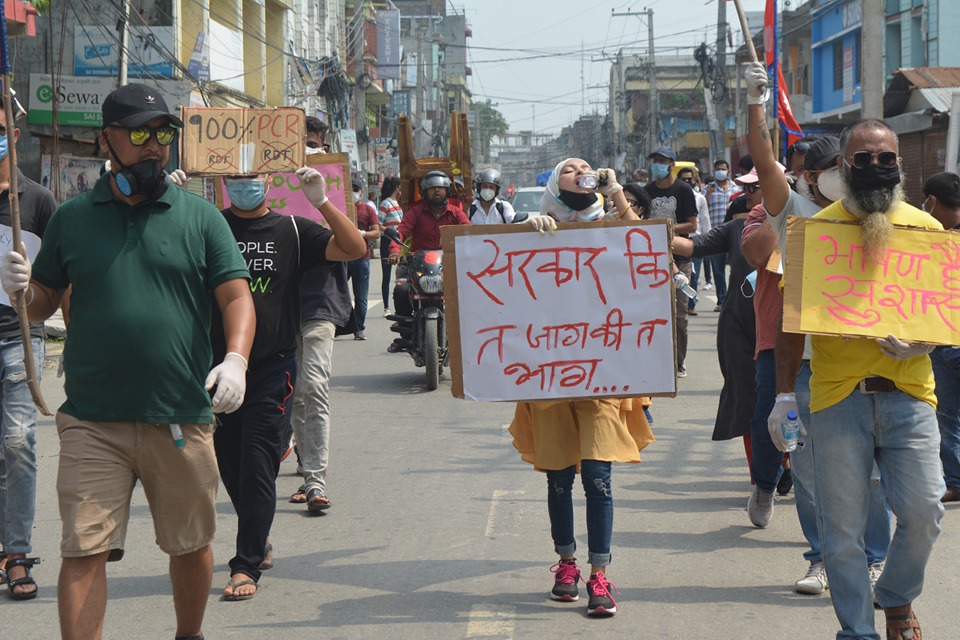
[450,221,676,402]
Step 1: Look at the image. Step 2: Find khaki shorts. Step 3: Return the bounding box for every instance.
[56,412,219,559]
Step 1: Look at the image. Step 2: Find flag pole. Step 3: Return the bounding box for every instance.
[0,0,51,415]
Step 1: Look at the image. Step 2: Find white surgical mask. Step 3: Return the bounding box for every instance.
[816,167,843,202]
[353,191,361,203]
[715,170,728,182]
[479,188,496,202]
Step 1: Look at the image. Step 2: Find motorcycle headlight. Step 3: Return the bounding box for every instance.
[418,274,443,294]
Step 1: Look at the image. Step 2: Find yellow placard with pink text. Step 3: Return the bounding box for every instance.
[783,217,960,345]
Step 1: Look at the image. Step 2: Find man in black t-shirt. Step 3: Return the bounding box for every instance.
[0,102,58,599]
[644,146,698,377]
[212,168,365,601]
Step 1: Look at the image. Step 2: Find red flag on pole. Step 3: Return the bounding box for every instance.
[764,0,803,150]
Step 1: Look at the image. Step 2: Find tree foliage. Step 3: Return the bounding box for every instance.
[473,99,509,143]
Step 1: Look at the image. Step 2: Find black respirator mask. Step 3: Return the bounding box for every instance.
[104,137,168,198]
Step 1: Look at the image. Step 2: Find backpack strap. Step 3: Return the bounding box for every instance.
[290,216,300,270]
[496,201,505,222]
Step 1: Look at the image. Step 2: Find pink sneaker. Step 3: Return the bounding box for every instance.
[549,559,581,602]
[586,572,619,616]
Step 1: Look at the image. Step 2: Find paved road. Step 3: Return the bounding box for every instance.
[12,264,960,638]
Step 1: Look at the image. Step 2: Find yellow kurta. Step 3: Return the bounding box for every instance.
[509,398,655,472]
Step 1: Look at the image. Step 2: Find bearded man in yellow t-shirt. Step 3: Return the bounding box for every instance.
[769,118,944,640]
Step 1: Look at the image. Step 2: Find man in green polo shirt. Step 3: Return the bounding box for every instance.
[0,84,255,640]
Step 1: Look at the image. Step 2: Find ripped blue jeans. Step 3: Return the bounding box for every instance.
[546,460,613,567]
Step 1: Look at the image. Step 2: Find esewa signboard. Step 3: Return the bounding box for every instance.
[442,221,678,402]
[180,107,305,175]
[782,217,960,344]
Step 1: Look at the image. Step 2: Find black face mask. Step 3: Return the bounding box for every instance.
[847,163,901,191]
[558,189,598,211]
[104,137,168,198]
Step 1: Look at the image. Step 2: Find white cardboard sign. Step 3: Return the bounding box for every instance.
[449,221,677,402]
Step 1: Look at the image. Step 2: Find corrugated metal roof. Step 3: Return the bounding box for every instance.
[897,67,960,89]
[908,87,960,114]
[885,68,960,117]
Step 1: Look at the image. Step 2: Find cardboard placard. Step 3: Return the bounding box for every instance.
[782,217,960,344]
[442,220,678,402]
[181,107,305,175]
[218,153,355,225]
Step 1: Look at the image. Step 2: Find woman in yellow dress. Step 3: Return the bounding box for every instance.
[513,157,655,617]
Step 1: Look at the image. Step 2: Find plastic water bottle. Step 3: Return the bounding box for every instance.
[781,410,800,452]
[674,273,698,301]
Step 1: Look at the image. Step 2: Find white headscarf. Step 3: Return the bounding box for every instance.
[538,157,606,222]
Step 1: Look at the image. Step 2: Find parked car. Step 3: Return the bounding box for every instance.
[510,186,545,214]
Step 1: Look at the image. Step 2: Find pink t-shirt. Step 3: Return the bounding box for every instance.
[741,204,783,358]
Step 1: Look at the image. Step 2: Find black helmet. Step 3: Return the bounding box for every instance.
[474,168,502,197]
[420,170,452,198]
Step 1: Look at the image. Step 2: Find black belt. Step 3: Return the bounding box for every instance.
[859,376,897,394]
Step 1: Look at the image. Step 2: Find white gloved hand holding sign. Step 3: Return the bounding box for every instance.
[296,167,328,207]
[205,352,248,414]
[876,334,935,360]
[0,242,30,296]
[527,215,557,235]
[767,392,806,452]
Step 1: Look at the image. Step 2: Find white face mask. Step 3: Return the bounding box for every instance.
[353,191,361,203]
[815,167,843,202]
[479,188,496,202]
[714,170,729,182]
[922,196,933,214]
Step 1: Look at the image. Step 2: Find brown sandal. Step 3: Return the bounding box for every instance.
[885,604,922,640]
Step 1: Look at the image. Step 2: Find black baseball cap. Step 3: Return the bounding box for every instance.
[102,83,183,128]
[803,136,840,171]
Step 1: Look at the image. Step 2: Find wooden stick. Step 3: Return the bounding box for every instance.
[732,0,759,63]
[0,4,50,415]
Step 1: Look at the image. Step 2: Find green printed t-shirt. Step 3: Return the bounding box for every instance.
[32,174,249,424]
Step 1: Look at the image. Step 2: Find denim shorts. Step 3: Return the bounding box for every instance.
[55,412,219,559]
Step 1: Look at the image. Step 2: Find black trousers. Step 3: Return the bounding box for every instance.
[213,353,297,582]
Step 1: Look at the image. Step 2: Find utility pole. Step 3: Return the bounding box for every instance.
[715,0,728,166]
[611,8,657,164]
[117,0,130,86]
[861,0,883,119]
[354,7,366,173]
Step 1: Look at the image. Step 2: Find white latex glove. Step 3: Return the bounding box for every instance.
[168,169,191,188]
[745,61,769,101]
[767,392,806,452]
[673,271,691,289]
[0,243,30,296]
[205,352,248,414]
[876,334,935,360]
[597,168,623,197]
[296,167,328,207]
[527,215,557,235]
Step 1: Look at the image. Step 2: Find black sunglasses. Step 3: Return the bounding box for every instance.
[789,141,811,154]
[106,123,178,146]
[743,183,760,194]
[846,151,898,169]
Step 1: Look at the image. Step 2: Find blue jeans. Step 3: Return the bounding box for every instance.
[931,346,960,488]
[749,350,782,493]
[347,259,371,332]
[793,361,891,566]
[0,337,44,554]
[706,253,727,304]
[810,389,943,639]
[546,460,613,567]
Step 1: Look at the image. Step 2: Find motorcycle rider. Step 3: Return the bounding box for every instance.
[468,168,517,224]
[386,171,470,352]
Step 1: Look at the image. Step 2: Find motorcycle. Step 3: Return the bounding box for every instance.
[383,212,527,390]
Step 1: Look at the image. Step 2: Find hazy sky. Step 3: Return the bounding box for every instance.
[456,0,770,134]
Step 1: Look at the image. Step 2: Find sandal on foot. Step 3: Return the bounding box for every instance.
[258,543,274,571]
[307,488,331,513]
[222,578,257,601]
[289,486,307,504]
[885,604,922,640]
[5,557,41,600]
